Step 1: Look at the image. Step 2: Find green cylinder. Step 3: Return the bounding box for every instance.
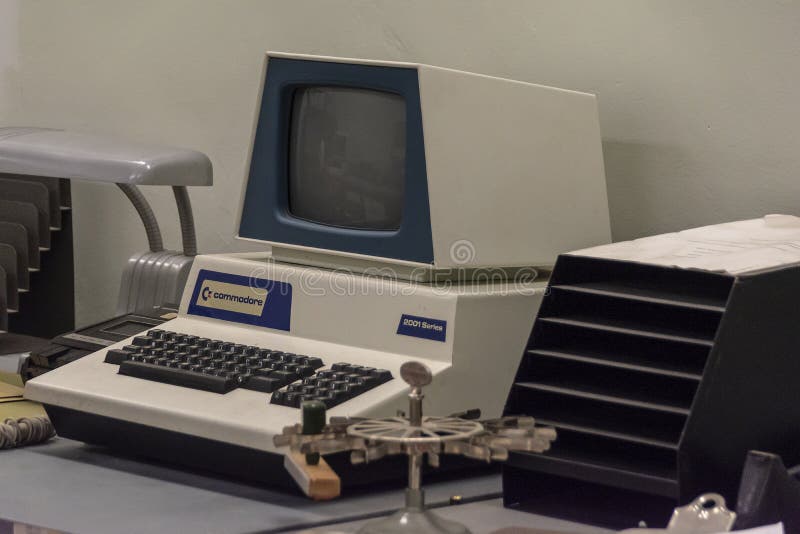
[301,400,326,465]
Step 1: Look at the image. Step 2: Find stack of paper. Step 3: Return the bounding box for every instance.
[573,215,800,275]
[0,378,46,420]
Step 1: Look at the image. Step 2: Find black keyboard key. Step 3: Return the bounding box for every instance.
[348,377,367,393]
[131,336,151,347]
[305,357,324,369]
[332,380,349,391]
[371,369,393,383]
[361,376,379,388]
[242,375,282,393]
[331,362,349,371]
[272,370,298,382]
[266,351,284,361]
[316,370,335,379]
[285,392,302,408]
[104,349,131,365]
[273,390,290,405]
[296,365,315,378]
[245,357,264,367]
[322,391,340,407]
[147,329,165,339]
[255,368,274,378]
[119,361,236,393]
[234,373,250,385]
[299,394,317,404]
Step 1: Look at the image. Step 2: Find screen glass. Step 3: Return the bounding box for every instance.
[288,86,406,231]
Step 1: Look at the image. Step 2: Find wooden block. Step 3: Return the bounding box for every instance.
[283,452,341,501]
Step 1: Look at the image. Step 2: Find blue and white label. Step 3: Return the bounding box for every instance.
[396,314,447,342]
[187,269,292,331]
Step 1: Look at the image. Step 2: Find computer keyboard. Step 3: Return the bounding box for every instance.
[103,328,393,408]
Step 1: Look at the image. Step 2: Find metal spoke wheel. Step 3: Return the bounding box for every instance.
[347,415,483,444]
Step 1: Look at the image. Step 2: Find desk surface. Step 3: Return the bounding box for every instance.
[0,438,610,534]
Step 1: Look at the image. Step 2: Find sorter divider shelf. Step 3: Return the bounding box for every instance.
[2,175,75,338]
[502,253,800,527]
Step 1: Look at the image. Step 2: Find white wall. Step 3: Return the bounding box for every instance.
[0,0,18,119]
[3,1,800,325]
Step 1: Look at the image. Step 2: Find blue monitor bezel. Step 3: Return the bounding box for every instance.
[238,57,434,264]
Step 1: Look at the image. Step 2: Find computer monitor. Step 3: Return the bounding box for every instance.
[237,52,611,276]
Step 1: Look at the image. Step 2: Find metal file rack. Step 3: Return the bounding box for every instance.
[502,253,800,527]
[0,175,75,339]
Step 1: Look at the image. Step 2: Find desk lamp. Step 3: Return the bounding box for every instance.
[0,127,212,316]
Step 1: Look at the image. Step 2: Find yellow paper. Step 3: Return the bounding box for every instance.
[0,371,24,388]
[0,400,47,420]
[0,380,24,398]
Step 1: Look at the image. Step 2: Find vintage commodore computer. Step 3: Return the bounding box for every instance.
[24,52,611,484]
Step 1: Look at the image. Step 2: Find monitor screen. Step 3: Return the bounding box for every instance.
[288,86,406,231]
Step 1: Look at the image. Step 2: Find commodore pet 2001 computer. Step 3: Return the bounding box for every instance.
[25,52,611,482]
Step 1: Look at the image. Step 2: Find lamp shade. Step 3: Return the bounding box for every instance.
[0,128,212,186]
